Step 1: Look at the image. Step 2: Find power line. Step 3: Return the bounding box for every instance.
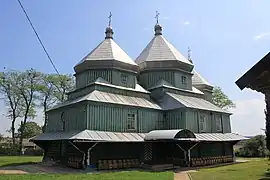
[16,0,60,75]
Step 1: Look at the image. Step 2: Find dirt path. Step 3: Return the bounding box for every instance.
[0,170,28,174]
[174,172,191,180]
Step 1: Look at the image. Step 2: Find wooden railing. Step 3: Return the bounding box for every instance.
[191,155,233,167]
[98,159,140,170]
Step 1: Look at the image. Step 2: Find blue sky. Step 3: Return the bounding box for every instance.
[0,0,269,136]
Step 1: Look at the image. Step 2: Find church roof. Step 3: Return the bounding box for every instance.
[135,24,193,72]
[159,92,230,113]
[50,90,161,111]
[74,26,138,73]
[192,70,212,87]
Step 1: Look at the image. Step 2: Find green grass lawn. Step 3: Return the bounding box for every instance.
[0,156,43,167]
[0,156,173,180]
[190,158,270,180]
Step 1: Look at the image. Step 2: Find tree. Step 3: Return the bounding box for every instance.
[17,121,42,139]
[16,69,41,153]
[38,73,74,132]
[52,74,75,103]
[212,86,235,110]
[236,135,267,157]
[0,70,24,144]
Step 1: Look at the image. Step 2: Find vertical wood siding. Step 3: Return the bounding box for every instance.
[165,110,186,129]
[174,71,192,90]
[139,71,175,89]
[75,70,136,89]
[185,109,231,133]
[46,104,87,132]
[87,103,163,133]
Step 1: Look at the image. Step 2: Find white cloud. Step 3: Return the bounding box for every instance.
[230,98,265,136]
[183,21,190,25]
[254,32,270,40]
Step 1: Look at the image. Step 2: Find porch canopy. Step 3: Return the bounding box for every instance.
[31,129,247,143]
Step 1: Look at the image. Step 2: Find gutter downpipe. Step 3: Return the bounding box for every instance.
[187,142,199,167]
[87,142,98,167]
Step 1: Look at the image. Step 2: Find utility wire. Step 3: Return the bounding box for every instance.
[16,0,60,75]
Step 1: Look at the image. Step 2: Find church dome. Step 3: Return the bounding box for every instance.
[74,25,138,73]
[135,23,194,73]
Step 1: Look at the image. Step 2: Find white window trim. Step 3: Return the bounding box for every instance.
[216,115,222,132]
[127,113,137,131]
[199,114,207,132]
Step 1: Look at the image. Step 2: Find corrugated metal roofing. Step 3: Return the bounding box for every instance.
[76,38,137,66]
[192,70,212,87]
[31,129,247,142]
[144,129,196,140]
[135,35,192,65]
[165,92,229,113]
[50,89,161,110]
[148,79,204,95]
[31,130,146,142]
[195,133,248,141]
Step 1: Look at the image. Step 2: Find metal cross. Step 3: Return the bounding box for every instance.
[108,12,112,26]
[155,11,160,24]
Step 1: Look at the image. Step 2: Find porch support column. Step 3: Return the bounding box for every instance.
[187,142,199,167]
[69,141,86,169]
[87,142,98,166]
[176,144,187,166]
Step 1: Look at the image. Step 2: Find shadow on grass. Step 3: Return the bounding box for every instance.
[0,162,37,168]
[259,170,270,180]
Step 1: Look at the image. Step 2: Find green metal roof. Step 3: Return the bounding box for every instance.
[31,129,247,142]
[160,92,229,113]
[50,90,161,111]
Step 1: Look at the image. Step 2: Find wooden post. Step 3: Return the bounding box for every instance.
[265,91,270,152]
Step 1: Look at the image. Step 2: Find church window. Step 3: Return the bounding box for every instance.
[181,76,187,85]
[216,115,222,132]
[127,113,137,130]
[121,74,128,84]
[199,114,206,132]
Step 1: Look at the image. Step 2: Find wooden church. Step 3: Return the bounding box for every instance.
[31,15,246,170]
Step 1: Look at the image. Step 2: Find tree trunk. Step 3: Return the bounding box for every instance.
[11,118,16,145]
[42,103,47,133]
[265,92,270,151]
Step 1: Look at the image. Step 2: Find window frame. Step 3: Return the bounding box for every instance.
[181,76,187,85]
[216,115,222,132]
[199,114,207,132]
[121,74,128,84]
[127,113,137,131]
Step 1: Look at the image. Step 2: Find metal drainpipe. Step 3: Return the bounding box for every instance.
[187,142,199,167]
[87,142,98,167]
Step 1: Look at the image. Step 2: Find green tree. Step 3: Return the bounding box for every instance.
[0,70,24,144]
[236,135,266,157]
[16,69,41,153]
[52,74,75,102]
[212,86,235,110]
[17,121,42,139]
[38,73,74,132]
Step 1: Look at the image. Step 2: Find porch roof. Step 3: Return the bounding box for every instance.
[31,129,247,143]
